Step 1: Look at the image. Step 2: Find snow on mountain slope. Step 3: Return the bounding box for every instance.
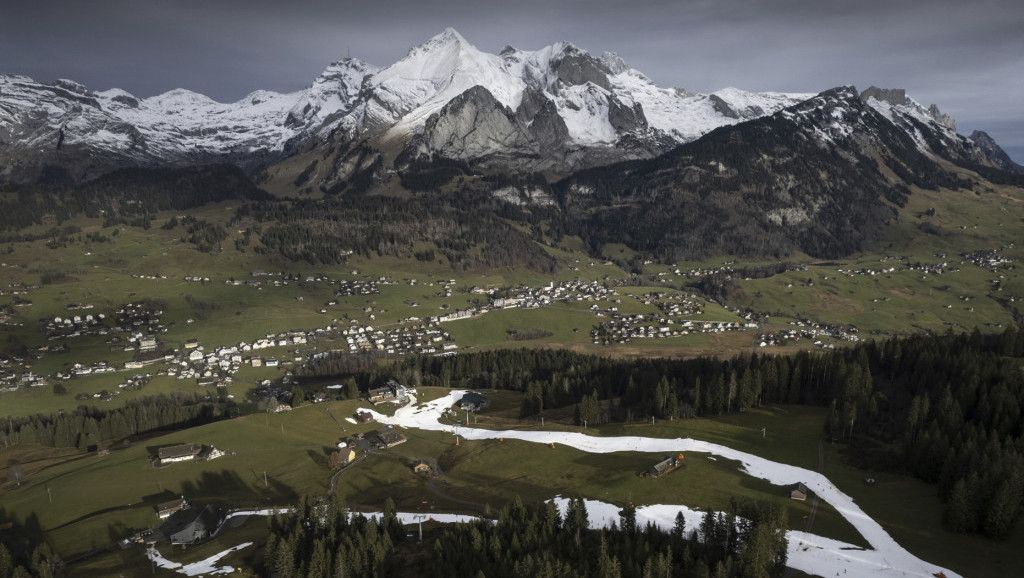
[608,69,812,141]
[286,58,379,132]
[99,87,301,157]
[362,28,526,139]
[10,27,997,186]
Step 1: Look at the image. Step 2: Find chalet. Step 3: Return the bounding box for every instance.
[459,392,488,412]
[157,443,202,465]
[643,455,685,478]
[376,430,407,448]
[790,482,808,501]
[367,385,395,404]
[168,505,224,545]
[157,496,190,519]
[412,460,432,474]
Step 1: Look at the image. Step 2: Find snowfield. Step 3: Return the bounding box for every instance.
[361,391,960,578]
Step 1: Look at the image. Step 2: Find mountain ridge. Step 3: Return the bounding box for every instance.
[2,28,820,184]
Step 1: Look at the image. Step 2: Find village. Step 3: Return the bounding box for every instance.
[0,248,1018,397]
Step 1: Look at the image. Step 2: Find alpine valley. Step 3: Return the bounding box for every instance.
[2,28,1024,578]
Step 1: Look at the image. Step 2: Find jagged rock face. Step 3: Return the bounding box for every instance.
[529,99,571,153]
[422,85,537,161]
[607,95,648,133]
[860,86,910,107]
[553,48,612,90]
[928,104,956,132]
[970,130,1024,174]
[709,94,740,119]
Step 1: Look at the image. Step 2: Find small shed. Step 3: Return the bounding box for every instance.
[790,482,808,501]
[356,411,374,423]
[643,455,684,478]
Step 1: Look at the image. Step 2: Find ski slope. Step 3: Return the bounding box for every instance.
[362,391,959,578]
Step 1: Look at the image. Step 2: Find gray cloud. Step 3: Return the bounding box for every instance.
[3,0,1021,161]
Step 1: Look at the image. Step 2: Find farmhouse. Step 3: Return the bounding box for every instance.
[157,443,202,465]
[643,455,685,478]
[459,392,488,412]
[157,496,190,519]
[376,430,407,448]
[790,482,808,501]
[367,385,395,404]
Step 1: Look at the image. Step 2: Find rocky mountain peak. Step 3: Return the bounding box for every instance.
[600,52,629,75]
[969,130,1024,174]
[860,86,909,107]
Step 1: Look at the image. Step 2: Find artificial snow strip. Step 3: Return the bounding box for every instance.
[362,392,961,578]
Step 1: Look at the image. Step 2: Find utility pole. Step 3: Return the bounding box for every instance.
[413,514,427,543]
[264,471,268,488]
[46,484,52,503]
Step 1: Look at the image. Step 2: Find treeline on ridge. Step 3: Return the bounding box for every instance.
[0,391,232,452]
[0,164,270,231]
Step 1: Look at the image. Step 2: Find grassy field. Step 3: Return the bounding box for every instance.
[2,186,1023,576]
[0,382,1017,577]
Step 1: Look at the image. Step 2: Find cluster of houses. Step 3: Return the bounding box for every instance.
[432,279,620,324]
[592,313,754,345]
[757,320,860,348]
[335,278,387,296]
[834,258,958,279]
[645,292,705,317]
[962,245,1015,272]
[341,321,457,356]
[488,279,619,310]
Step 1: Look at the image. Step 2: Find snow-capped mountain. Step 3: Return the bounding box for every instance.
[0,28,814,183]
[556,84,1017,261]
[1,28,1017,187]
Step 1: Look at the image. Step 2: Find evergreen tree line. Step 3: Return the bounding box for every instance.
[430,497,787,578]
[239,192,559,273]
[0,542,61,578]
[0,392,231,452]
[263,494,404,578]
[840,326,1024,539]
[262,494,787,578]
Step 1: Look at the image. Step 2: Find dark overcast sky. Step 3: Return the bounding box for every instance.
[3,0,1022,161]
